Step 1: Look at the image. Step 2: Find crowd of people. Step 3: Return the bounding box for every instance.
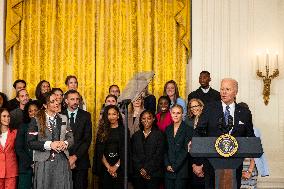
[0,71,269,189]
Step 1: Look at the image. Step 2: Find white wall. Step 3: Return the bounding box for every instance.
[192,0,284,185]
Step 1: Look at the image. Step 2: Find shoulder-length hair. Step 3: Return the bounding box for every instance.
[35,80,50,100]
[187,98,204,118]
[35,92,54,137]
[0,92,8,109]
[23,100,40,124]
[97,105,123,142]
[0,108,12,135]
[163,80,180,104]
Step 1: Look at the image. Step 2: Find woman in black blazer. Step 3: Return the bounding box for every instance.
[164,104,192,189]
[131,110,165,189]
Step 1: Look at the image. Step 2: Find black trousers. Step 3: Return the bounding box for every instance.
[165,178,187,189]
[100,169,124,189]
[72,169,89,189]
[133,177,160,189]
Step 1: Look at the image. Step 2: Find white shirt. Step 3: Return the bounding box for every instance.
[0,131,8,147]
[221,101,235,121]
[201,86,211,93]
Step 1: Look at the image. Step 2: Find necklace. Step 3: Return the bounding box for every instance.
[143,130,151,137]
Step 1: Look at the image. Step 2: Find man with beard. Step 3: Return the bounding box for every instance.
[10,89,30,129]
[62,90,92,189]
[188,71,220,106]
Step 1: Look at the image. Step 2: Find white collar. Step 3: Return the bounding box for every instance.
[201,86,211,93]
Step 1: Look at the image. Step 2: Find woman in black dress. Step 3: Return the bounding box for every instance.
[93,105,129,189]
[131,110,165,189]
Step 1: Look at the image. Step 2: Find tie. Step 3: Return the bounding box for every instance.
[70,113,75,126]
[224,105,230,125]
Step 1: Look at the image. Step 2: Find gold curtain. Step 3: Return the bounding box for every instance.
[6,0,190,188]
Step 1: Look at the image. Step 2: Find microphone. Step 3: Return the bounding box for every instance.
[218,117,224,131]
[227,115,234,133]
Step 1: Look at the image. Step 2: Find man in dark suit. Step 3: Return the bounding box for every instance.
[197,78,255,189]
[188,71,221,105]
[63,90,92,189]
[8,79,27,111]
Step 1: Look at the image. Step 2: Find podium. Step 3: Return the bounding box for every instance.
[190,137,263,189]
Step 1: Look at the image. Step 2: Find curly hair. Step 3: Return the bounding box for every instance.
[96,105,123,142]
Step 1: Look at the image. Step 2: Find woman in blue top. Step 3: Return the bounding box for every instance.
[163,80,186,119]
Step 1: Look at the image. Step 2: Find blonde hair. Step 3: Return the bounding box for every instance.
[187,98,204,118]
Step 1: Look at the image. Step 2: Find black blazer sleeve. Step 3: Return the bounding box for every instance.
[15,123,33,170]
[171,126,191,172]
[131,132,144,173]
[27,118,45,151]
[71,112,92,159]
[143,131,165,175]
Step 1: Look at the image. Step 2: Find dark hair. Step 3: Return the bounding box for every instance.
[163,80,180,104]
[13,79,26,89]
[97,105,123,142]
[105,94,118,103]
[0,108,11,135]
[51,88,63,94]
[16,88,27,98]
[108,85,120,93]
[138,109,158,131]
[0,92,8,108]
[36,92,54,137]
[238,102,250,110]
[157,95,171,113]
[23,101,39,124]
[64,89,80,98]
[65,75,78,85]
[200,71,210,76]
[35,80,50,100]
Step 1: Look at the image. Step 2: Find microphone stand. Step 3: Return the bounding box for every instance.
[120,99,131,189]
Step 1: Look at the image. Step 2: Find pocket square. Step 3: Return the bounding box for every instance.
[238,121,244,124]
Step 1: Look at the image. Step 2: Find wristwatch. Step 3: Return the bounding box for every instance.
[115,163,120,167]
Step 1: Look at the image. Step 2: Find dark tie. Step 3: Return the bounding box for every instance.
[224,105,230,125]
[70,113,75,126]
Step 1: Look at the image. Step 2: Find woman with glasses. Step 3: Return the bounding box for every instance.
[186,98,205,189]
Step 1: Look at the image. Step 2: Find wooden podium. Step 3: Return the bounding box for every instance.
[190,137,263,189]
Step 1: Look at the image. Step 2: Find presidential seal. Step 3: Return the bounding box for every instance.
[215,134,238,157]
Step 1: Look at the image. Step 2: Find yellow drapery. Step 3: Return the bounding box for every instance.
[7,0,190,188]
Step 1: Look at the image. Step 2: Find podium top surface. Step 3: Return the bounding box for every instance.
[190,137,263,158]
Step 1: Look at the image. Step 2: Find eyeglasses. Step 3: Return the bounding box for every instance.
[190,105,201,109]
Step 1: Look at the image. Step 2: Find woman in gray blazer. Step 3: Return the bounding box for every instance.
[27,92,74,189]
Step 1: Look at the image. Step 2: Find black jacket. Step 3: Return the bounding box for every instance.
[188,87,221,106]
[131,128,165,178]
[93,125,130,178]
[63,109,92,170]
[164,121,192,179]
[15,123,33,173]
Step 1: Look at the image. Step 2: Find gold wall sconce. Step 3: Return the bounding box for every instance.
[256,50,279,105]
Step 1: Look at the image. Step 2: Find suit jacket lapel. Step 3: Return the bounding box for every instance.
[231,104,241,135]
[55,114,63,140]
[3,130,12,151]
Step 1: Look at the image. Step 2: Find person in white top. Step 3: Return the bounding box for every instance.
[0,108,18,189]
